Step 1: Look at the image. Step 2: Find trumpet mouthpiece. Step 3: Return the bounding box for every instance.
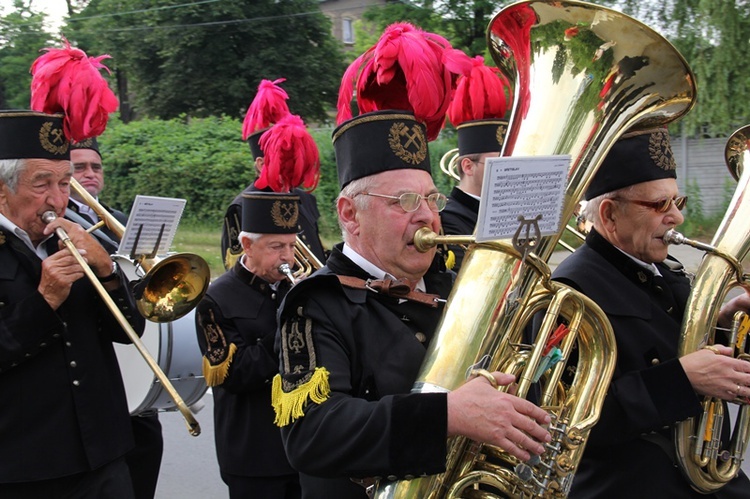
[662,228,684,246]
[279,263,296,284]
[42,210,57,224]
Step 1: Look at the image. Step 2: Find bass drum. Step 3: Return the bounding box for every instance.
[113,256,208,415]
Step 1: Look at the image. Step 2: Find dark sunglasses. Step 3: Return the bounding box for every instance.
[613,195,688,213]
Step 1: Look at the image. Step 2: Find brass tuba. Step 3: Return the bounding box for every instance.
[665,124,750,493]
[373,1,696,497]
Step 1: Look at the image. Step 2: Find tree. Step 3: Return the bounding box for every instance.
[0,0,53,109]
[358,0,497,56]
[597,0,750,137]
[64,0,345,124]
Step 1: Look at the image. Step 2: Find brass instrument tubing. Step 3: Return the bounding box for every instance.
[662,229,745,281]
[42,211,201,436]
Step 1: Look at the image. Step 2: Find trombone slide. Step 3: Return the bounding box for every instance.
[42,211,201,436]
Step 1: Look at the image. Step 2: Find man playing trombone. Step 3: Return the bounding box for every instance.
[0,111,145,498]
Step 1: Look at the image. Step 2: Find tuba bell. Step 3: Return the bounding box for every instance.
[373,1,696,497]
[666,124,750,493]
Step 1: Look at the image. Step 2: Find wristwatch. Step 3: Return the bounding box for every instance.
[98,260,120,283]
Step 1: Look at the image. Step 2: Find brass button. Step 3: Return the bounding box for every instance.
[415,332,426,343]
[70,361,77,368]
[72,380,80,386]
[651,358,660,366]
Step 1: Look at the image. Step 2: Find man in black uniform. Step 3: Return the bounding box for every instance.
[440,118,507,271]
[197,192,302,498]
[553,128,750,498]
[272,109,552,499]
[68,137,164,499]
[0,111,145,498]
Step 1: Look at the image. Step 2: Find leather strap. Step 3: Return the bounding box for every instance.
[336,275,441,308]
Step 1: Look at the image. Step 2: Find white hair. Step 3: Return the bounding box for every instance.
[0,159,26,193]
[238,231,263,246]
[584,184,637,226]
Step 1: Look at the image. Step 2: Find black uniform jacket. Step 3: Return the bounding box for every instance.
[440,187,478,272]
[553,229,750,498]
[275,244,454,498]
[221,183,326,270]
[0,228,145,483]
[195,261,294,477]
[67,199,128,253]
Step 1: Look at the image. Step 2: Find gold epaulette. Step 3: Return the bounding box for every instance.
[271,367,330,427]
[202,342,238,387]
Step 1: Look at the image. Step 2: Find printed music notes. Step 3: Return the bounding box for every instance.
[118,195,186,258]
[475,155,569,242]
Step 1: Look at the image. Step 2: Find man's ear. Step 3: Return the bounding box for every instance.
[240,235,254,255]
[599,199,618,233]
[337,196,360,236]
[460,157,474,177]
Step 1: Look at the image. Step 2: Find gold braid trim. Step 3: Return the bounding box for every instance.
[224,248,241,271]
[202,342,238,387]
[271,367,330,427]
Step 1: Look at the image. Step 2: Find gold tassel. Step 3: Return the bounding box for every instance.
[224,249,241,271]
[446,250,456,270]
[202,342,238,387]
[271,367,330,427]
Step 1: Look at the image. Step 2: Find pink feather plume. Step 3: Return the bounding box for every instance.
[30,38,118,142]
[337,22,471,141]
[255,114,320,192]
[447,55,511,127]
[242,78,290,140]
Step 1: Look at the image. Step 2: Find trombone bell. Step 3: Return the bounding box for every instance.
[134,253,210,323]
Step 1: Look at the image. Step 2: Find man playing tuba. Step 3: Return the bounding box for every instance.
[552,128,750,498]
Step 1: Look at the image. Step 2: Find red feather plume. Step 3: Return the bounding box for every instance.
[447,55,511,127]
[337,22,471,141]
[255,114,320,193]
[30,38,118,142]
[242,78,290,140]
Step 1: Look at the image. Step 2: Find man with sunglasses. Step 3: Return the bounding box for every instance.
[271,110,552,499]
[552,128,750,498]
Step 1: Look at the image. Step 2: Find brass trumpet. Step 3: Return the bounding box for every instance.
[42,210,201,436]
[279,237,324,285]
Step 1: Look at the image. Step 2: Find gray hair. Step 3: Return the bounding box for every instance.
[0,159,26,193]
[583,184,637,226]
[238,231,263,246]
[336,175,378,243]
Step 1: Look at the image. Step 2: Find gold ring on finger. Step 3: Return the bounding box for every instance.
[469,369,498,389]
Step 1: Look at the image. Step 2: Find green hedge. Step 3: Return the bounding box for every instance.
[98,116,458,242]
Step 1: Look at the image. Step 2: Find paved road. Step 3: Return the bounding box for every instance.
[153,245,750,498]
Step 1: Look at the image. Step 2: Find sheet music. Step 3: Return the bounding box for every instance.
[475,155,569,242]
[118,195,186,256]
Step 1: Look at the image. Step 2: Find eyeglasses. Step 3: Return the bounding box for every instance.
[359,191,448,213]
[613,195,688,213]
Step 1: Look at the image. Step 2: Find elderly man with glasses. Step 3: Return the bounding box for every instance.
[271,108,552,499]
[551,128,750,498]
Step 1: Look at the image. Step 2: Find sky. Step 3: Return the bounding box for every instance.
[0,0,68,31]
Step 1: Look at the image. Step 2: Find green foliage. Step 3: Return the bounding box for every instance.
[99,115,252,228]
[97,117,464,246]
[65,0,345,123]
[679,178,735,239]
[0,2,53,108]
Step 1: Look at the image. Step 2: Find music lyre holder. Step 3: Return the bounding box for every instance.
[129,223,167,262]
